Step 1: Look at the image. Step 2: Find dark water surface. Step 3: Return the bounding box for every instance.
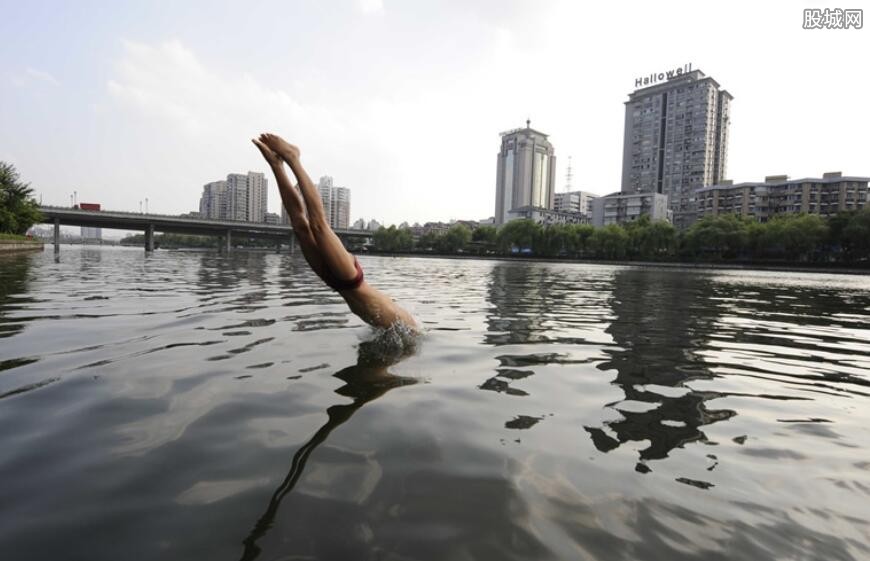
[1,247,869,560]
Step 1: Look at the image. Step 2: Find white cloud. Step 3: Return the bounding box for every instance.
[105,39,404,219]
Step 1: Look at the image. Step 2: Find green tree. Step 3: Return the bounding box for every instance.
[416,230,441,251]
[0,162,42,235]
[533,224,571,257]
[496,219,540,253]
[438,223,472,253]
[564,224,595,257]
[472,225,497,244]
[681,214,749,259]
[373,226,413,252]
[778,214,828,261]
[842,208,870,261]
[826,210,855,254]
[623,215,676,260]
[744,219,767,259]
[589,224,628,259]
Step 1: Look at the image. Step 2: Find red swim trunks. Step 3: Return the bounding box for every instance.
[322,257,364,291]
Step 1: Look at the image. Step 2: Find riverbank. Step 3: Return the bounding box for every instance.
[361,250,870,276]
[0,238,44,253]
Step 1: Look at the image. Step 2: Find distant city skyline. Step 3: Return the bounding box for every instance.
[1,1,867,225]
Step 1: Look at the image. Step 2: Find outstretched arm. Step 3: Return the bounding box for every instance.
[259,134,357,282]
[252,138,325,277]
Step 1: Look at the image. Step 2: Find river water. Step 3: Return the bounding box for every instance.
[1,246,869,560]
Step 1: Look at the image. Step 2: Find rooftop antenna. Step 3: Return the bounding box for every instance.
[565,156,573,193]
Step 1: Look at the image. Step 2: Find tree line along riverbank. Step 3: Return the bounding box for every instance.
[372,211,870,267]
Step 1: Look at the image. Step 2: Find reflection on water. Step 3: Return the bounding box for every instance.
[586,269,736,474]
[0,254,35,341]
[1,248,869,560]
[240,333,418,560]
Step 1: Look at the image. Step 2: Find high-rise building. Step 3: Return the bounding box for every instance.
[621,65,732,228]
[494,120,557,226]
[199,172,268,222]
[246,171,268,223]
[225,174,249,221]
[199,181,227,219]
[331,187,350,229]
[317,176,351,229]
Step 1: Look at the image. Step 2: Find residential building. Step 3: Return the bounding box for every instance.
[246,171,268,223]
[422,221,450,235]
[225,174,249,221]
[264,212,280,225]
[554,190,598,219]
[621,66,732,228]
[317,176,351,229]
[507,206,587,225]
[695,172,870,222]
[591,191,671,227]
[199,172,268,222]
[199,181,227,220]
[494,120,557,225]
[352,218,367,230]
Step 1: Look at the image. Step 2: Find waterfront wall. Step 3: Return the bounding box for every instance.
[0,239,44,253]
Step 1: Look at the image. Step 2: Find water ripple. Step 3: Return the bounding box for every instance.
[0,249,868,560]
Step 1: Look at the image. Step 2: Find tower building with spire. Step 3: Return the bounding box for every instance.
[494,120,557,226]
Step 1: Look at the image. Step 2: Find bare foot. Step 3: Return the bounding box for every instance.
[260,133,301,163]
[252,138,282,167]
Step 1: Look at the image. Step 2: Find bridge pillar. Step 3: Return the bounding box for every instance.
[145,224,155,252]
[225,230,232,253]
[53,218,60,253]
[289,234,297,255]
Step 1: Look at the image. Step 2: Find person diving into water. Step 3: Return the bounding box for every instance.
[252,133,417,331]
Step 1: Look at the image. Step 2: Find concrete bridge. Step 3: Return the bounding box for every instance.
[39,206,373,252]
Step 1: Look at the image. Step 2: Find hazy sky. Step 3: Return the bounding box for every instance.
[1,0,867,226]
